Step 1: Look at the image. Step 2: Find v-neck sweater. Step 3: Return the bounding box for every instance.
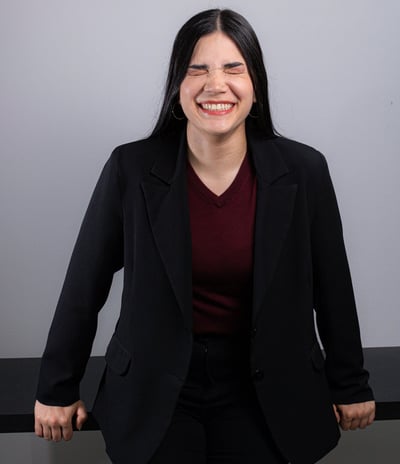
[187,153,257,335]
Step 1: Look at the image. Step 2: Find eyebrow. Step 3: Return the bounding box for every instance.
[224,61,245,69]
[188,61,245,70]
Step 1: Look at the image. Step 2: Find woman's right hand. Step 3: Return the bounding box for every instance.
[34,399,88,441]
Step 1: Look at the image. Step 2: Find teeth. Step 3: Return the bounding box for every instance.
[201,103,233,111]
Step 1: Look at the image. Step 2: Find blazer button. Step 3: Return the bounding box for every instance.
[251,328,257,338]
[252,368,264,381]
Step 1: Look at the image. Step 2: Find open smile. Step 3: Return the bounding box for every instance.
[198,102,235,115]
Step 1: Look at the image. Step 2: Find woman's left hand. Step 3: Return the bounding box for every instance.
[333,401,375,430]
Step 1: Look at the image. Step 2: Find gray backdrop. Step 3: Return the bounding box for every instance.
[1,1,399,462]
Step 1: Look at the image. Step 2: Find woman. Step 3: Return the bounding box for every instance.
[34,9,375,464]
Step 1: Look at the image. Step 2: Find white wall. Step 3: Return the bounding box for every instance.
[0,0,399,358]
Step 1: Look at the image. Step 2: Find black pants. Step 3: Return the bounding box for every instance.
[149,334,287,464]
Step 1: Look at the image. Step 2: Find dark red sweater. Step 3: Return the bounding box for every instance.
[187,154,257,335]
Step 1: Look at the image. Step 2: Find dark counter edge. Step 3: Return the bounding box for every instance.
[1,347,400,433]
[0,413,100,434]
[2,403,398,434]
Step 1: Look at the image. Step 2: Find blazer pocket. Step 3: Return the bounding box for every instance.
[310,342,325,371]
[105,333,131,375]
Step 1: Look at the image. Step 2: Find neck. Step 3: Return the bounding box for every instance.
[186,124,247,174]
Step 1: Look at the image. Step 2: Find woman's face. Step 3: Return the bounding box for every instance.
[179,31,255,140]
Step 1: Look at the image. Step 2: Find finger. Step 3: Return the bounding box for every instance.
[62,424,74,441]
[42,425,52,441]
[339,419,350,431]
[332,405,340,423]
[367,410,375,426]
[369,404,376,422]
[340,414,355,431]
[76,404,88,431]
[358,416,370,429]
[76,414,87,431]
[50,426,62,442]
[34,419,44,437]
[349,419,361,430]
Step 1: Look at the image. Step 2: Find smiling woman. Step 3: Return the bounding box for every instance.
[34,8,375,464]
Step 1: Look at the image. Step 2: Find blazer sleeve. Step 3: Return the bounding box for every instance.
[311,153,374,405]
[36,149,124,406]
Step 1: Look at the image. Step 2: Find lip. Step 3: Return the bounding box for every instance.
[197,101,236,116]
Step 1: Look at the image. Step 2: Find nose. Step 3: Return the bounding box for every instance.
[203,68,228,93]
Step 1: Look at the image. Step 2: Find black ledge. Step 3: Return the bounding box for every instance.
[1,347,399,433]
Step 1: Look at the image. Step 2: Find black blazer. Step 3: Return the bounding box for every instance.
[37,128,373,464]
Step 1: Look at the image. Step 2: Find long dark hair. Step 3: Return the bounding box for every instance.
[151,9,277,138]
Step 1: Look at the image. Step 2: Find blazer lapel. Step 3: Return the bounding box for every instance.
[140,129,297,329]
[250,135,298,324]
[141,133,192,330]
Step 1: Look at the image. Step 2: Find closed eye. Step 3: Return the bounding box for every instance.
[186,62,246,76]
[223,62,246,74]
[187,65,208,76]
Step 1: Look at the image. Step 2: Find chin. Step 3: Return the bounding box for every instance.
[206,125,244,138]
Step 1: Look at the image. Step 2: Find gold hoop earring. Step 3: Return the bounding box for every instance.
[171,103,186,120]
